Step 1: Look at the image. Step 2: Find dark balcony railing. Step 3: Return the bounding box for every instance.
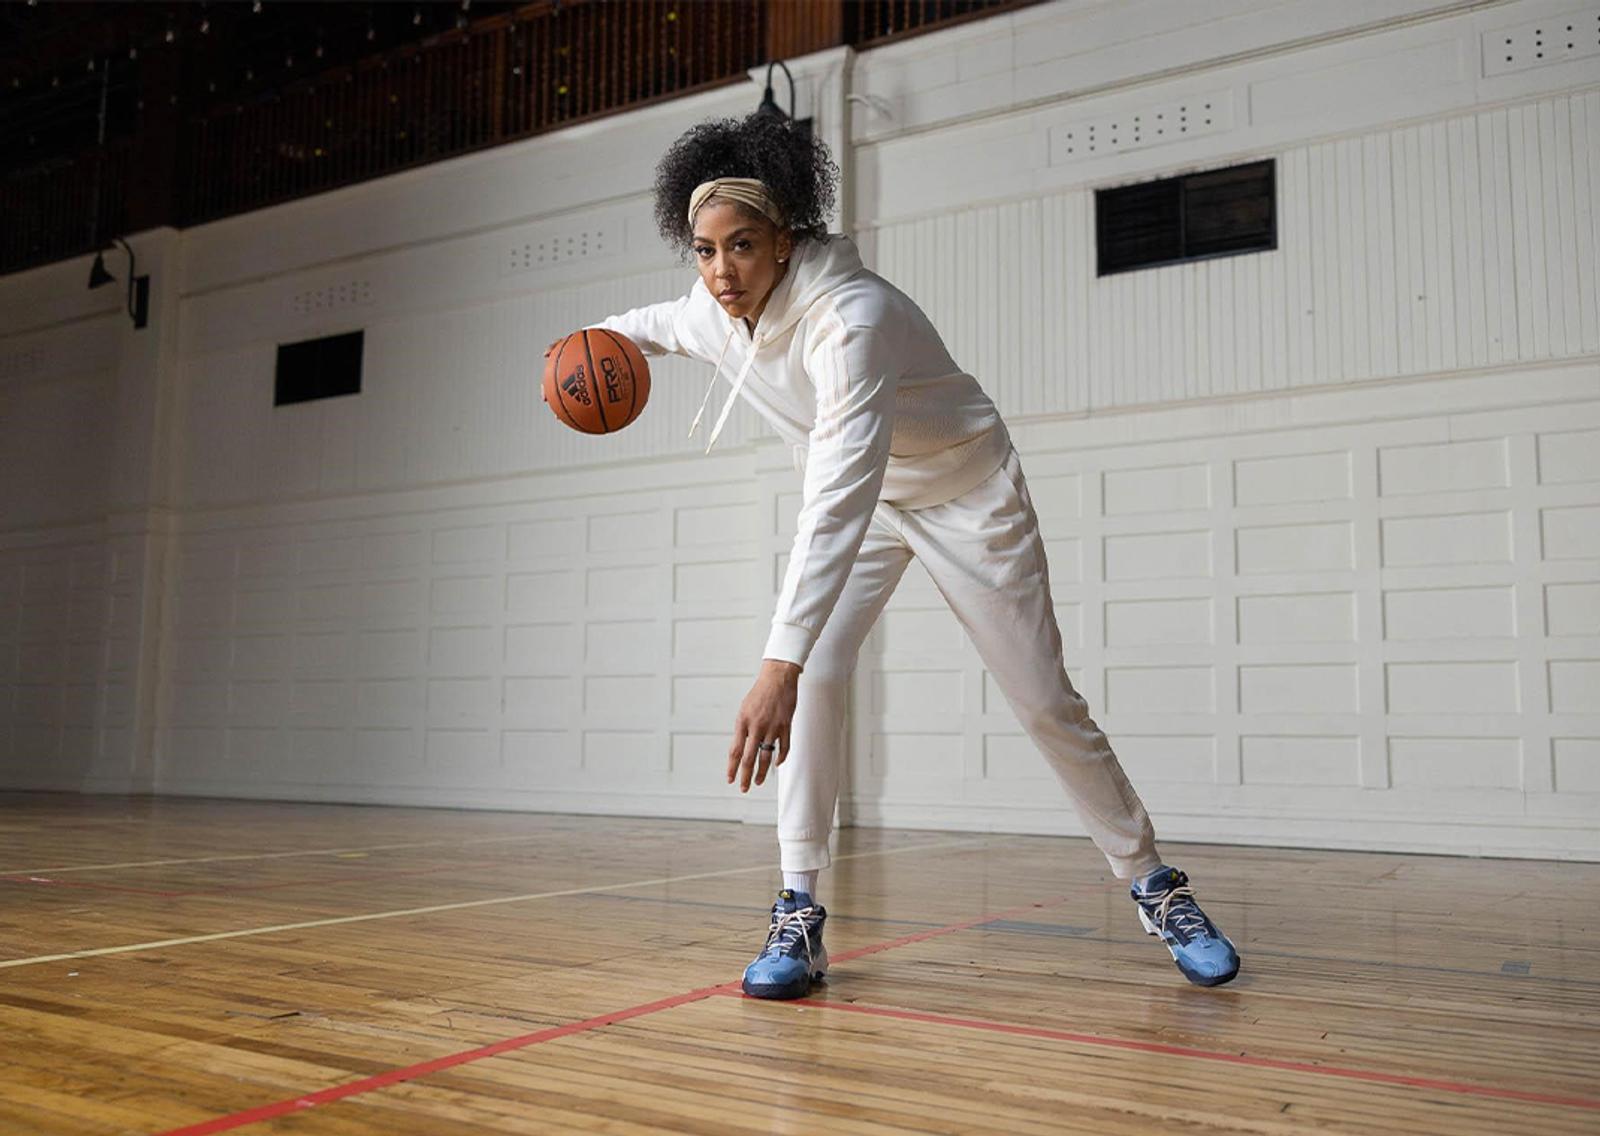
[1,0,1038,277]
[845,0,1035,47]
[183,0,768,225]
[1,140,131,276]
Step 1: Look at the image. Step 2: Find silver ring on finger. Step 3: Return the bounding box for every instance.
[757,741,777,752]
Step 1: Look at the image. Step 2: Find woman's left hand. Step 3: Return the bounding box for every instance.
[727,660,801,792]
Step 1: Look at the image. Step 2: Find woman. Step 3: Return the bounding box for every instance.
[574,113,1239,998]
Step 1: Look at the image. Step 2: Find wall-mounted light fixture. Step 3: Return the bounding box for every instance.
[87,237,150,329]
[756,60,811,139]
[81,55,148,330]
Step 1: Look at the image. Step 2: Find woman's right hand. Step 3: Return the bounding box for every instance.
[540,338,562,402]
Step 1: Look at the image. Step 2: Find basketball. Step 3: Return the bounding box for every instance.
[543,328,650,435]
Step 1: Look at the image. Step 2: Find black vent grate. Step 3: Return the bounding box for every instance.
[275,330,363,406]
[1096,159,1275,276]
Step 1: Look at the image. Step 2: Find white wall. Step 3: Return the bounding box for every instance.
[847,363,1600,859]
[0,283,119,787]
[1,0,1596,857]
[838,0,1600,857]
[0,234,182,794]
[158,450,769,820]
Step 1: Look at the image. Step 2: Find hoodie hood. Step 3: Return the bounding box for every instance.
[751,234,866,341]
[690,234,866,451]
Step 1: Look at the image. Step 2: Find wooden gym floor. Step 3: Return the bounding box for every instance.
[0,793,1596,1135]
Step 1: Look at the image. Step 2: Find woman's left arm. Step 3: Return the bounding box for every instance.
[726,315,898,792]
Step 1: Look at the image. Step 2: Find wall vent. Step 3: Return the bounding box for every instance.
[0,349,42,383]
[1482,7,1600,76]
[1050,91,1233,166]
[275,330,363,407]
[1096,159,1276,276]
[290,279,374,316]
[504,228,609,276]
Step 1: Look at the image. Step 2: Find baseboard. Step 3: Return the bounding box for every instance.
[150,779,758,823]
[130,780,1600,862]
[843,801,1600,862]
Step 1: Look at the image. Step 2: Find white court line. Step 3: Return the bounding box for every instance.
[0,832,566,876]
[0,836,995,970]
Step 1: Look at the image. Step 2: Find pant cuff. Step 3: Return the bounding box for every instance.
[1106,848,1164,881]
[779,836,831,872]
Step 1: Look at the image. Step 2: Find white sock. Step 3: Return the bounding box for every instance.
[1134,864,1173,893]
[783,870,819,900]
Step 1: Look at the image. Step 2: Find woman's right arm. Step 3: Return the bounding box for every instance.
[544,293,698,363]
[593,293,696,357]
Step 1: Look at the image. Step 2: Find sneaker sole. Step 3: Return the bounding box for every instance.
[1137,908,1239,987]
[741,975,812,1000]
[740,947,827,1001]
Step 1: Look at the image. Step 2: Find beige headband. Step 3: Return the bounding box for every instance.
[687,178,784,229]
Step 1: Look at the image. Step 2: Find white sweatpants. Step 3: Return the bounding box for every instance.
[776,446,1163,880]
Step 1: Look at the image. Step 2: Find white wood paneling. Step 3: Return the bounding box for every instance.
[872,88,1600,419]
[0,520,166,793]
[847,363,1600,859]
[151,452,768,818]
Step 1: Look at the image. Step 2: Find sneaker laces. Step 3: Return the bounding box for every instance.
[761,904,820,963]
[1146,884,1210,941]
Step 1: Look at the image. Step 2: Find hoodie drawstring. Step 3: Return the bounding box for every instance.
[689,324,765,455]
[687,325,736,441]
[704,331,765,453]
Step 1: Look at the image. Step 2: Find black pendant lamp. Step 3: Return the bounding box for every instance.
[87,237,149,329]
[757,60,810,138]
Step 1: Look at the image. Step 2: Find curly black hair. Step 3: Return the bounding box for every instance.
[652,112,840,257]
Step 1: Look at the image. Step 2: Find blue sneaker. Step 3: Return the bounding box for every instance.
[1132,867,1240,987]
[741,889,828,1000]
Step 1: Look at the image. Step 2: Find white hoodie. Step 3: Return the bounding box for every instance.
[597,234,1010,668]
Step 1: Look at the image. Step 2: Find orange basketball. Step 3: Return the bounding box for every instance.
[543,328,650,435]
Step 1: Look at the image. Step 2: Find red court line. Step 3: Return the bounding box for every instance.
[156,980,744,1136]
[151,896,1069,1136]
[149,890,1597,1132]
[748,996,1600,1113]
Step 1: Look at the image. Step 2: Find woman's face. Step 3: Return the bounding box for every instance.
[691,201,793,326]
